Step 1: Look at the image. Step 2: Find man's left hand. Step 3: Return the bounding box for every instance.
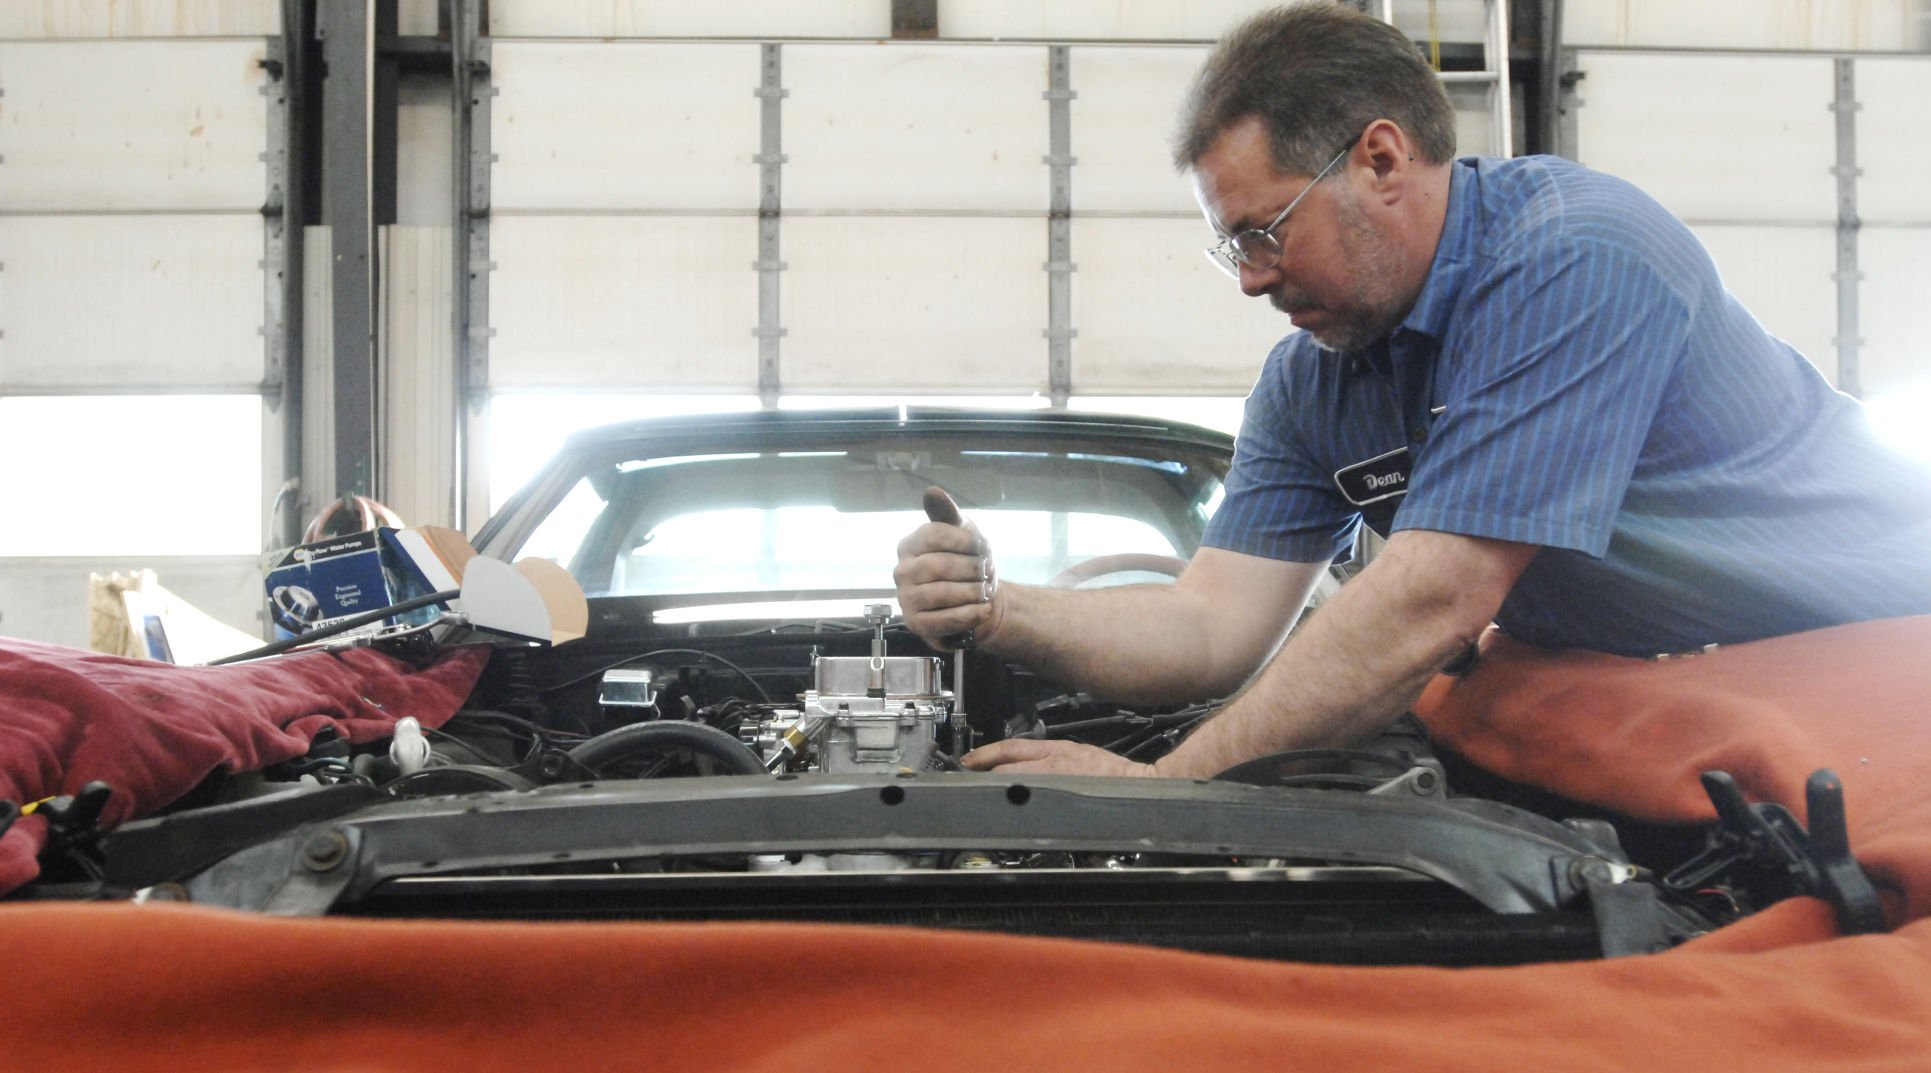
[961,738,1160,777]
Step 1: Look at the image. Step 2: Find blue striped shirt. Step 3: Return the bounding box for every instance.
[1204,155,1931,657]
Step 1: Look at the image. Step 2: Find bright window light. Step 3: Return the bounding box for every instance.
[777,395,1050,411]
[488,393,759,513]
[1069,396,1247,436]
[0,396,261,557]
[486,392,1245,520]
[1863,383,1931,469]
[652,598,889,625]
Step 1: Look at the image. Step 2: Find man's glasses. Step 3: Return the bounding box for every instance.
[1203,143,1353,280]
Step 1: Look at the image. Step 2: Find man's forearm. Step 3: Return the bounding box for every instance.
[1149,531,1535,779]
[976,552,1325,705]
[981,581,1234,703]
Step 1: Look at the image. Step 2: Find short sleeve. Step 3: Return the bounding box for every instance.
[1393,237,1694,557]
[1203,344,1361,564]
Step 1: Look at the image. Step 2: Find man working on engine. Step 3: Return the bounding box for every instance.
[892,2,1931,779]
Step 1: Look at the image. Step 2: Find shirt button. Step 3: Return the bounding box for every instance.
[1410,426,1429,442]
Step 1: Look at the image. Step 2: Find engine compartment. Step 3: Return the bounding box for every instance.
[19,604,1884,965]
[452,603,1199,782]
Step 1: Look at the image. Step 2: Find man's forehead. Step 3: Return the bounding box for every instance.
[1191,119,1298,233]
[1192,163,1295,236]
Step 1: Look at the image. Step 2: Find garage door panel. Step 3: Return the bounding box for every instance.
[785,45,1047,213]
[1071,217,1290,395]
[490,0,887,39]
[0,215,264,388]
[1689,224,1839,385]
[492,43,762,212]
[0,41,269,212]
[0,1,278,37]
[1070,47,1210,215]
[941,1,1314,41]
[1387,0,1493,45]
[782,217,1046,392]
[1575,52,1834,224]
[1861,227,1931,396]
[489,216,759,390]
[1856,58,1931,227]
[1565,0,1917,51]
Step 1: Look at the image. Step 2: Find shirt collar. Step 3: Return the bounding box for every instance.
[1393,158,1478,345]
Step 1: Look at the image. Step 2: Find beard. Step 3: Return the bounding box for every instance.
[1274,187,1411,353]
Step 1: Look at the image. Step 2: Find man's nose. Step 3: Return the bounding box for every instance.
[1237,258,1281,299]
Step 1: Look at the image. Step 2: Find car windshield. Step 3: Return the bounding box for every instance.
[502,437,1227,610]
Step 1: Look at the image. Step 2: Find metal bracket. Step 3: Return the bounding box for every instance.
[186,825,363,916]
[1587,877,1674,957]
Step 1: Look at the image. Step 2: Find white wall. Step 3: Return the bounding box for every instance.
[1569,47,1931,394]
[480,32,1502,400]
[0,558,264,652]
[1566,0,1926,51]
[0,8,279,647]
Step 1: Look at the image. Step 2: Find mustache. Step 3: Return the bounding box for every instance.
[1270,289,1311,316]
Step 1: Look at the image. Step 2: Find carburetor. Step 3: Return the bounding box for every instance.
[744,604,962,774]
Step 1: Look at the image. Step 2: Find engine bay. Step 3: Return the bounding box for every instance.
[453,603,1197,781]
[8,605,1886,966]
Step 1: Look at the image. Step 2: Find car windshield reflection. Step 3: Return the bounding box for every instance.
[494,422,1229,606]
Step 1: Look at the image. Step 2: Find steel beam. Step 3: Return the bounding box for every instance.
[371,0,400,230]
[891,0,938,40]
[1533,0,1564,157]
[1555,48,1582,162]
[319,0,377,500]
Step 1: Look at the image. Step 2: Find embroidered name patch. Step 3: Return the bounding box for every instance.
[1334,447,1413,506]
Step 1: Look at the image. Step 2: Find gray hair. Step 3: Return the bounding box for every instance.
[1173,2,1457,176]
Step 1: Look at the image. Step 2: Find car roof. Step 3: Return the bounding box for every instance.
[556,406,1236,456]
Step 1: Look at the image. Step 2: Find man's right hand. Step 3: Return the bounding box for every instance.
[893,487,1003,650]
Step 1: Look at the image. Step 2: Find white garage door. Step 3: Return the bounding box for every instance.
[0,8,279,646]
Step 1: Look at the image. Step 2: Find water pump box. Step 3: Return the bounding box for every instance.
[263,530,390,635]
[263,526,474,636]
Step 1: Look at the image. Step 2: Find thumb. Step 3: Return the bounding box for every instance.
[922,486,964,527]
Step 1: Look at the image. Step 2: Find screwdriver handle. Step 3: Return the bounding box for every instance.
[922,486,978,651]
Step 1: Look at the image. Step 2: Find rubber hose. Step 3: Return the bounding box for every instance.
[566,720,768,777]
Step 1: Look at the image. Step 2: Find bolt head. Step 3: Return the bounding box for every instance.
[300,830,350,871]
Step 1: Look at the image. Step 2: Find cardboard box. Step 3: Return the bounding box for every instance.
[263,526,472,637]
[381,526,475,613]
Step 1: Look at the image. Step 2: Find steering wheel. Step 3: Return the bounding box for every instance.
[1046,552,1189,589]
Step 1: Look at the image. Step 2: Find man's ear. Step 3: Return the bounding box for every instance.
[1357,119,1413,202]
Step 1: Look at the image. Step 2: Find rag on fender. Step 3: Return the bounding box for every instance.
[0,637,489,895]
